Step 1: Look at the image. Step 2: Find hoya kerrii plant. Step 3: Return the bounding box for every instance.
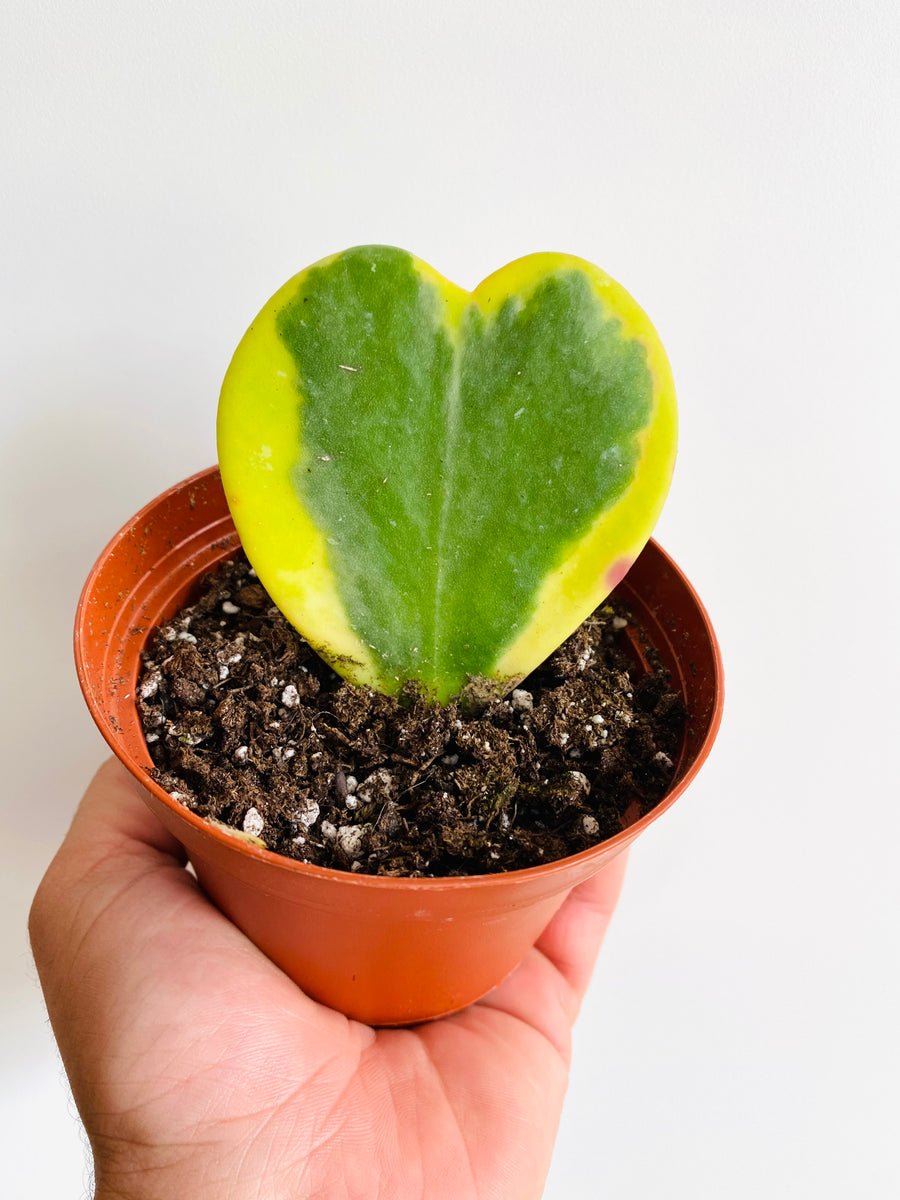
[216,245,677,706]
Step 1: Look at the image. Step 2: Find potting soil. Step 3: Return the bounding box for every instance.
[138,556,686,876]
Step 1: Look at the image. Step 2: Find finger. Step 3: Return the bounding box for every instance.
[29,758,204,987]
[69,757,186,861]
[474,852,628,1055]
[533,850,628,1004]
[28,759,300,1043]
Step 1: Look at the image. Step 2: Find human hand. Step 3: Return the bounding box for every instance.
[30,760,626,1200]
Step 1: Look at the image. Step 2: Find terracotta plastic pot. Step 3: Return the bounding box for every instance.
[75,466,723,1025]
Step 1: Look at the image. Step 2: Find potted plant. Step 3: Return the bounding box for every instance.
[75,247,723,1025]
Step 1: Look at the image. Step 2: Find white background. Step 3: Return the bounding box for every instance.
[2,2,898,1196]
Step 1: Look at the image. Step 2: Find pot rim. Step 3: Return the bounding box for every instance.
[75,465,724,892]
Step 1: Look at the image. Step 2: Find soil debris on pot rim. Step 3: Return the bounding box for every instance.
[137,556,686,877]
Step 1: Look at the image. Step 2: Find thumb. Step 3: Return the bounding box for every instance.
[29,758,198,996]
[28,759,281,1068]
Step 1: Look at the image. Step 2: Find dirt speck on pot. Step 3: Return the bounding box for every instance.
[138,557,686,877]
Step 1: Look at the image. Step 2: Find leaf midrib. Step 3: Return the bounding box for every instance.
[431,315,465,683]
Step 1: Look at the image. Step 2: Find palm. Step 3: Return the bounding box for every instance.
[31,762,625,1200]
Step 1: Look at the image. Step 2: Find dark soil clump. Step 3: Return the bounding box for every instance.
[138,556,686,877]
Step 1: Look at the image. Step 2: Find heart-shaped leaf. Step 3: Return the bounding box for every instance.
[217,246,676,702]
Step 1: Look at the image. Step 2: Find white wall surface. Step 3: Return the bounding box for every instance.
[2,2,898,1195]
